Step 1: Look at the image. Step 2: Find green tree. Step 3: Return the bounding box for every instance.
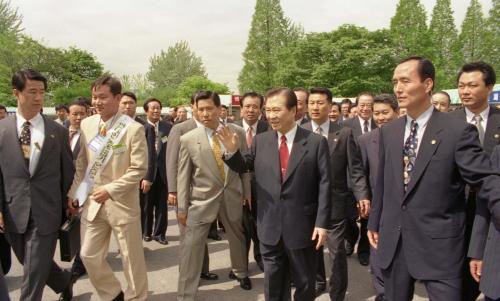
[147,41,206,93]
[428,0,459,89]
[238,0,302,93]
[0,0,23,35]
[458,0,486,63]
[51,80,92,105]
[176,76,229,101]
[390,0,430,58]
[121,73,152,102]
[483,0,499,72]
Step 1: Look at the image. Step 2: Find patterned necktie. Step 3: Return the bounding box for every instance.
[211,134,225,180]
[246,127,253,148]
[20,121,31,165]
[363,120,369,134]
[403,120,419,191]
[279,135,289,182]
[99,122,107,137]
[473,115,485,146]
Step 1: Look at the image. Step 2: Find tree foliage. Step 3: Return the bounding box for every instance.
[121,73,152,102]
[0,0,22,35]
[176,76,229,101]
[458,0,486,63]
[147,40,206,93]
[483,0,499,72]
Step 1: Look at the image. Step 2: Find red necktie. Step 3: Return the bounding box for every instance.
[279,135,289,182]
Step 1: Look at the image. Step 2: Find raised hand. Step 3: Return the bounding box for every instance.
[216,125,240,154]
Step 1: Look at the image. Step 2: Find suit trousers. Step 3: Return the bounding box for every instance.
[0,233,11,274]
[139,190,146,235]
[381,238,461,301]
[177,201,247,301]
[177,211,210,275]
[261,240,317,301]
[0,264,9,301]
[80,207,148,301]
[144,174,168,238]
[370,245,385,300]
[6,217,71,301]
[462,192,480,301]
[245,201,262,264]
[316,219,348,301]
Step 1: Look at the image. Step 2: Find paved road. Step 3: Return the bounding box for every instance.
[4,209,461,300]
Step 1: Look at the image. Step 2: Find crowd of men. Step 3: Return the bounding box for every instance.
[0,56,499,301]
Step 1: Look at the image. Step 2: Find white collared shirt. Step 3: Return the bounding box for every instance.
[69,128,81,152]
[311,120,329,139]
[277,124,298,155]
[16,112,44,175]
[147,119,159,135]
[358,116,372,134]
[404,105,434,155]
[242,119,258,137]
[465,106,489,130]
[194,118,203,128]
[205,124,228,177]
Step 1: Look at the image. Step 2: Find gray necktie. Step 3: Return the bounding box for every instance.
[473,115,485,146]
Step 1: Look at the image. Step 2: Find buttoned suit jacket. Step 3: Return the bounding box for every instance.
[166,118,197,193]
[342,117,377,139]
[177,124,250,225]
[224,126,331,250]
[0,115,74,235]
[144,120,172,185]
[68,114,148,225]
[302,121,369,221]
[368,110,500,279]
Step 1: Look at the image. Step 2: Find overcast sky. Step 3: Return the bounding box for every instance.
[10,0,493,92]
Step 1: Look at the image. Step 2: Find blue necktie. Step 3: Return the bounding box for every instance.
[403,120,419,191]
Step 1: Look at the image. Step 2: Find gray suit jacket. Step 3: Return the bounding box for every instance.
[0,115,74,235]
[166,118,197,193]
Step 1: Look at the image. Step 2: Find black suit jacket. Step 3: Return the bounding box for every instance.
[358,128,380,196]
[134,116,146,125]
[234,119,270,135]
[225,126,331,250]
[302,121,369,221]
[368,110,500,279]
[144,120,172,185]
[342,117,377,138]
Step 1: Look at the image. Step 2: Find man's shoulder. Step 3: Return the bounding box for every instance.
[342,117,357,127]
[172,118,196,133]
[228,122,244,134]
[180,125,202,142]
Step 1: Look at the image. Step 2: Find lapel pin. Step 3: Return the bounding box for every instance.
[50,134,55,138]
[431,139,436,145]
[495,134,499,139]
[333,138,338,142]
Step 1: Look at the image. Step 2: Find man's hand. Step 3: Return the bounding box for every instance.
[367,230,379,249]
[311,227,328,250]
[470,259,482,282]
[216,126,240,154]
[92,187,111,204]
[66,198,79,218]
[357,199,371,219]
[177,212,187,226]
[168,192,177,206]
[141,180,152,193]
[0,212,4,233]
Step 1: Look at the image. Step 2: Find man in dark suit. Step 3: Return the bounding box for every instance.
[368,56,500,300]
[339,99,352,123]
[119,91,146,125]
[469,144,500,301]
[219,87,331,301]
[342,92,377,266]
[0,69,75,301]
[293,88,310,125]
[452,61,500,301]
[234,91,269,272]
[55,104,70,128]
[358,94,399,301]
[166,93,218,281]
[303,87,370,299]
[142,98,172,245]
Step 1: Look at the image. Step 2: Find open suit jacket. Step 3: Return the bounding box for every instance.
[0,115,74,235]
[144,120,172,185]
[224,126,331,250]
[68,114,148,225]
[302,121,369,221]
[468,145,500,299]
[368,110,500,280]
[176,124,250,225]
[342,117,377,139]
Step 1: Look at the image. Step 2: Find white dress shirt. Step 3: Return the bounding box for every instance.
[16,112,44,175]
[311,120,330,139]
[69,129,81,152]
[277,124,298,155]
[242,119,258,138]
[358,116,373,134]
[403,105,434,156]
[465,106,489,129]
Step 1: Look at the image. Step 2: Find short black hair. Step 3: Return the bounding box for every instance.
[374,93,398,111]
[143,98,162,112]
[309,87,333,103]
[355,91,375,105]
[121,91,137,103]
[331,102,340,110]
[398,56,435,91]
[221,105,228,110]
[68,97,89,110]
[0,104,6,111]
[340,98,352,107]
[195,90,221,107]
[12,69,48,91]
[457,61,496,86]
[91,75,122,95]
[432,91,451,104]
[55,104,69,113]
[240,92,264,108]
[266,87,297,111]
[293,87,309,104]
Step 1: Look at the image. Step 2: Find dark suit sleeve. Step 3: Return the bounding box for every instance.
[0,165,4,212]
[346,130,370,201]
[144,124,156,182]
[315,137,332,229]
[368,128,385,232]
[224,136,257,173]
[59,127,75,213]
